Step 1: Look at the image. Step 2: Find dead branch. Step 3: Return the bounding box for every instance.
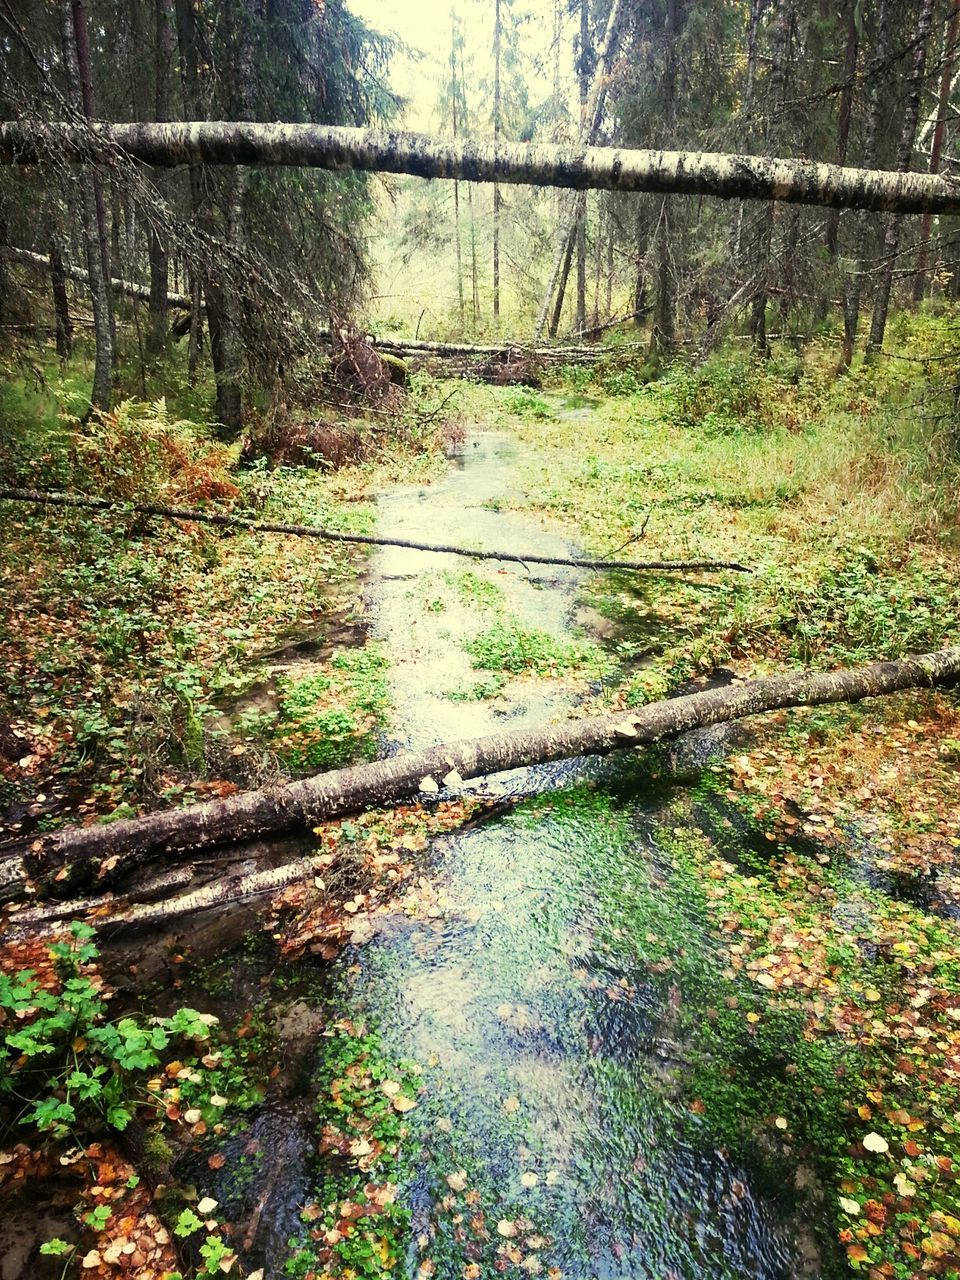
[0,487,752,575]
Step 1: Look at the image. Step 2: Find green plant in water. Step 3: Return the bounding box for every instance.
[285,1026,421,1279]
[274,645,389,771]
[466,616,606,677]
[501,387,556,420]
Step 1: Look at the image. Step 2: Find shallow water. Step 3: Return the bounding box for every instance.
[314,431,824,1279]
[22,428,831,1280]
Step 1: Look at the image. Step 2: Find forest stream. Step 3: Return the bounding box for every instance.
[74,425,834,1280]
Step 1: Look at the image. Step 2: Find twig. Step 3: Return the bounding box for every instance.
[0,487,753,574]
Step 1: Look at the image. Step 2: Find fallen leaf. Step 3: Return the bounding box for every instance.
[862,1132,889,1154]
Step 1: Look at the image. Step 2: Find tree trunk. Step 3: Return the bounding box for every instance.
[732,0,766,263]
[147,0,174,355]
[0,486,746,574]
[7,245,192,307]
[842,0,889,367]
[648,199,675,356]
[534,0,627,336]
[575,193,587,335]
[823,0,860,261]
[6,122,960,216]
[493,0,501,326]
[547,224,576,337]
[0,203,8,330]
[866,0,935,358]
[649,0,681,357]
[49,239,73,359]
[187,266,201,380]
[173,0,243,437]
[912,0,960,302]
[70,0,115,352]
[574,0,590,335]
[605,209,614,321]
[4,647,959,903]
[58,0,112,410]
[450,18,465,331]
[750,0,791,355]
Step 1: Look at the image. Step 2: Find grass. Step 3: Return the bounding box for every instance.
[465,617,605,677]
[476,327,960,701]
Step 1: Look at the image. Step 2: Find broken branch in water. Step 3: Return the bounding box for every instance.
[0,487,752,574]
[2,647,958,912]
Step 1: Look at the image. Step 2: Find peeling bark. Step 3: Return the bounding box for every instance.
[3,648,958,904]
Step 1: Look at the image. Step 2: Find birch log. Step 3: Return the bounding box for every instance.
[2,647,958,904]
[3,122,960,214]
[6,245,192,308]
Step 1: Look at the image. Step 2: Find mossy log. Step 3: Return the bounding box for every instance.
[1,648,958,909]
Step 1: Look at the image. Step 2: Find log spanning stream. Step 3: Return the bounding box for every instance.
[331,428,825,1278]
[12,423,839,1277]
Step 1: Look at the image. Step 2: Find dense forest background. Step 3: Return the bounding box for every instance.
[3,0,960,434]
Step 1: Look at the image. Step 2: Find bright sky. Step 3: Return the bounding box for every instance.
[347,0,571,131]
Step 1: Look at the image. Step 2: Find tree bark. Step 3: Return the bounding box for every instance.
[823,0,860,261]
[493,0,502,326]
[450,16,465,331]
[866,0,935,358]
[49,239,73,359]
[3,647,958,903]
[732,0,767,265]
[842,0,889,368]
[147,0,174,355]
[535,0,626,338]
[912,0,960,302]
[750,0,791,355]
[5,122,960,216]
[0,486,749,574]
[7,245,193,307]
[58,1,112,410]
[574,0,590,335]
[547,224,577,337]
[648,198,675,356]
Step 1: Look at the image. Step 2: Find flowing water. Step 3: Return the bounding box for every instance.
[298,430,826,1280]
[32,428,833,1280]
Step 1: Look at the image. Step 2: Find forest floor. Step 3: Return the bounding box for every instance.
[2,327,960,1279]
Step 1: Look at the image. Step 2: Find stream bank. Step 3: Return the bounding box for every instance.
[5,383,960,1280]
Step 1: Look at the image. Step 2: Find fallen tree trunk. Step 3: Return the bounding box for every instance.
[6,245,193,309]
[373,337,626,359]
[4,122,960,215]
[3,647,958,905]
[0,488,750,575]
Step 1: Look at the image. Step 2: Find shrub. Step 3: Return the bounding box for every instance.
[660,353,820,435]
